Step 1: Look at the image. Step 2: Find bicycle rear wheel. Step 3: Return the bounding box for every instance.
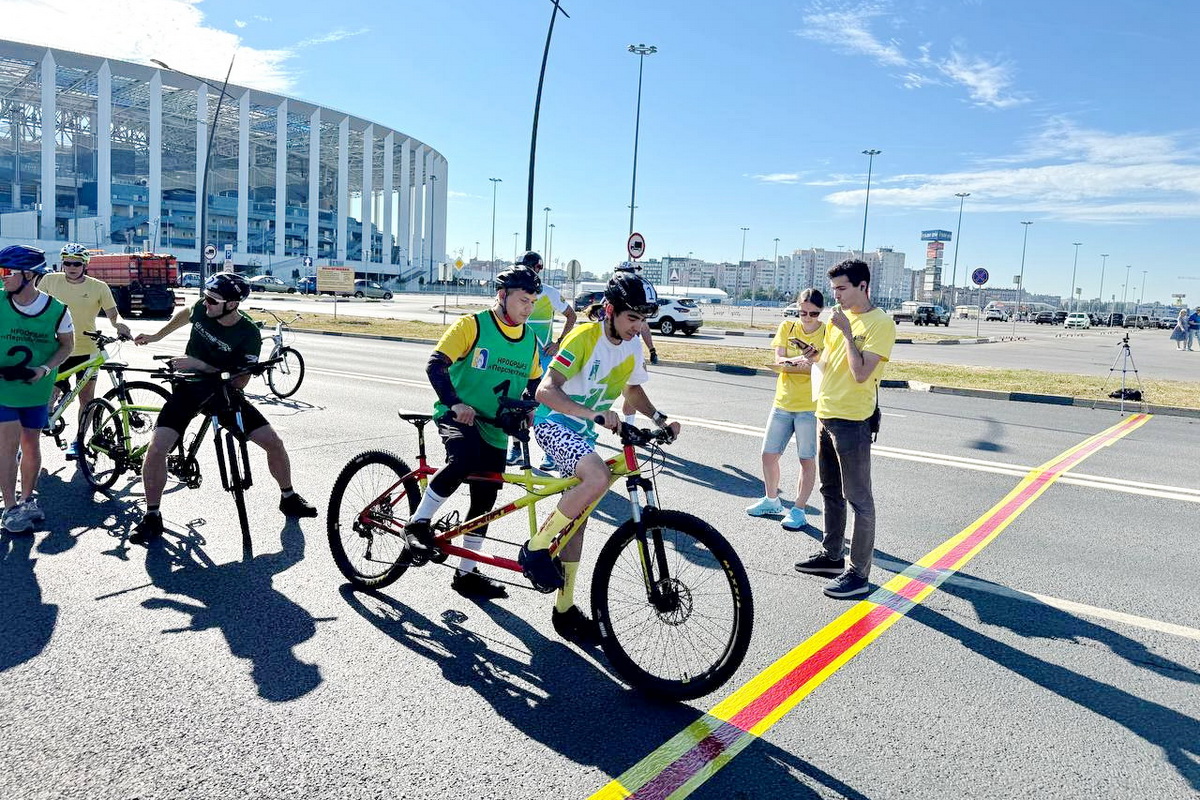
[266,347,305,398]
[103,381,168,455]
[592,509,754,700]
[327,450,421,589]
[76,399,124,490]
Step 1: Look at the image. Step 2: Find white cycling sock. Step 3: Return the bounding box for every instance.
[457,534,484,574]
[623,413,636,426]
[412,487,449,523]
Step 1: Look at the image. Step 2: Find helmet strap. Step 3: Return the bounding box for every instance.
[496,290,519,326]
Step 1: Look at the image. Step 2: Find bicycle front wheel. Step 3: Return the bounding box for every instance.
[76,398,124,490]
[592,510,754,700]
[327,450,421,589]
[266,347,305,398]
[103,381,168,455]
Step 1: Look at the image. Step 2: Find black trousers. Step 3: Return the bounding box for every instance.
[430,417,507,535]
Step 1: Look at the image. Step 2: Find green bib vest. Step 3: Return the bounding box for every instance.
[0,291,67,407]
[434,309,538,449]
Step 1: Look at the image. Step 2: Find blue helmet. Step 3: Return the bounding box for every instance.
[0,245,49,274]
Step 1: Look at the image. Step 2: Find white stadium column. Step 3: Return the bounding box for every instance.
[397,138,411,275]
[382,132,394,268]
[98,61,112,244]
[149,70,163,247]
[275,99,287,260]
[422,148,433,278]
[237,90,249,259]
[40,50,56,242]
[337,116,348,263]
[434,157,447,275]
[361,124,373,269]
[308,109,319,261]
[411,143,425,280]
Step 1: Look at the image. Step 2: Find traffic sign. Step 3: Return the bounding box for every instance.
[203,244,217,261]
[565,259,581,280]
[971,267,989,286]
[454,257,465,271]
[224,244,233,269]
[669,269,680,283]
[627,232,646,261]
[303,256,313,268]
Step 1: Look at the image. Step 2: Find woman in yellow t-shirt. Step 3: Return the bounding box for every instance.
[746,288,826,530]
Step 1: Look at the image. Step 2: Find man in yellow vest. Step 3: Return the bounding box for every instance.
[40,243,132,459]
[793,259,895,599]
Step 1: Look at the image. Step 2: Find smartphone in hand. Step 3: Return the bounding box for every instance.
[789,338,818,357]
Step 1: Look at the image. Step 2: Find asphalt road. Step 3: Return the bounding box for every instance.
[2,327,1197,799]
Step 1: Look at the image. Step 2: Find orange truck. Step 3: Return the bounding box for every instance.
[84,251,182,318]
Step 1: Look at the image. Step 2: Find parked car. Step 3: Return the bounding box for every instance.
[179,272,200,289]
[573,290,605,312]
[297,276,317,294]
[1155,316,1178,329]
[1104,312,1125,327]
[647,297,703,336]
[1034,311,1055,324]
[1053,311,1069,324]
[1123,314,1152,329]
[1064,312,1090,329]
[1088,313,1105,327]
[892,302,950,326]
[783,304,800,318]
[353,279,393,299]
[248,275,296,294]
[984,308,1009,322]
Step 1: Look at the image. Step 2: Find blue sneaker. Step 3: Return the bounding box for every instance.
[506,445,522,466]
[539,456,556,472]
[823,569,870,599]
[518,543,565,592]
[781,506,808,531]
[745,496,784,517]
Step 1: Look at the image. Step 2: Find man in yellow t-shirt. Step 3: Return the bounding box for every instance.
[746,288,826,531]
[39,244,131,459]
[793,259,895,599]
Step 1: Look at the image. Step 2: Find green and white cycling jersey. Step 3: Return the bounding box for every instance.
[534,321,648,440]
[526,284,568,352]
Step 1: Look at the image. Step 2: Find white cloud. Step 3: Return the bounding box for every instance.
[0,0,363,94]
[234,19,246,29]
[798,2,907,67]
[818,122,1200,221]
[753,173,804,184]
[936,50,1024,109]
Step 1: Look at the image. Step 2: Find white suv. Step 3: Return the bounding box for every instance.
[1064,312,1090,329]
[648,297,703,336]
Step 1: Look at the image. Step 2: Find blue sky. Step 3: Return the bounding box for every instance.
[9,0,1199,304]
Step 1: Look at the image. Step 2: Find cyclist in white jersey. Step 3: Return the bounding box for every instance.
[517,273,681,646]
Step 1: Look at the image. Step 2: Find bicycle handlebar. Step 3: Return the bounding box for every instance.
[148,356,285,384]
[261,309,302,325]
[82,330,129,348]
[592,414,677,447]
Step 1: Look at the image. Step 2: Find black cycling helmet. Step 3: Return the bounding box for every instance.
[516,250,543,270]
[204,271,251,302]
[494,266,542,294]
[0,245,50,274]
[605,272,659,316]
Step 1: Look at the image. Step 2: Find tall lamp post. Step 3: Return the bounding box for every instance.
[1098,253,1109,316]
[950,191,969,309]
[626,43,657,236]
[1069,242,1082,312]
[151,55,236,279]
[1139,269,1148,313]
[525,0,570,252]
[513,232,519,263]
[1121,265,1132,312]
[737,226,749,306]
[543,206,551,253]
[1011,220,1033,338]
[488,177,501,283]
[548,223,556,275]
[860,149,881,257]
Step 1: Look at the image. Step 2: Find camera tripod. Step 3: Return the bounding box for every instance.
[1095,333,1146,414]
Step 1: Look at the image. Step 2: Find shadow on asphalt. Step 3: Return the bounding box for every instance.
[969,417,1008,453]
[339,585,866,799]
[876,550,1200,791]
[140,519,326,702]
[0,531,58,674]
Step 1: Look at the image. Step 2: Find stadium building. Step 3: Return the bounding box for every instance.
[0,39,446,282]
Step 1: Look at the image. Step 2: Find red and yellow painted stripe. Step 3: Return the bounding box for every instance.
[589,413,1150,800]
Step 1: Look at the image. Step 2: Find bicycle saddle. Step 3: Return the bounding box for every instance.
[398,410,433,426]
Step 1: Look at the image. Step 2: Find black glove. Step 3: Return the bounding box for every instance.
[649,348,659,365]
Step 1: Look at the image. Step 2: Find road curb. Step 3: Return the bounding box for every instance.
[283,327,1199,419]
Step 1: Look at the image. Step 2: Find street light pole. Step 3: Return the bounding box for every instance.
[152,54,236,280]
[513,232,519,263]
[1069,242,1082,312]
[860,149,881,257]
[627,43,657,236]
[525,0,570,252]
[548,223,555,273]
[488,177,501,284]
[543,207,551,253]
[1011,221,1033,338]
[1139,269,1148,313]
[950,192,970,309]
[1098,253,1109,315]
[737,226,749,306]
[1121,265,1132,312]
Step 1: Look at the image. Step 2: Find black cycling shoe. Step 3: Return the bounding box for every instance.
[451,568,509,600]
[518,543,565,592]
[130,513,164,544]
[279,492,318,518]
[404,519,436,566]
[552,605,603,648]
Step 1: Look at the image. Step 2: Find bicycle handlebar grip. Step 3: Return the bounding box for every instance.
[152,354,176,361]
[593,414,607,425]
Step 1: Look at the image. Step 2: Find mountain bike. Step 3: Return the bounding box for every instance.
[327,399,754,700]
[78,356,284,544]
[257,310,305,398]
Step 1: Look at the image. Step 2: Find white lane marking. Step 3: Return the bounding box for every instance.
[670,413,1198,504]
[305,365,429,389]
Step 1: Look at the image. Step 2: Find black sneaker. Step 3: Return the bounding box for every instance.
[403,519,436,566]
[794,551,845,576]
[279,493,318,518]
[518,543,565,592]
[824,569,870,599]
[451,568,509,599]
[552,605,603,648]
[130,513,164,544]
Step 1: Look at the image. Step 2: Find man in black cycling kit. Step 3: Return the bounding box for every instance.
[403,266,544,599]
[130,272,317,542]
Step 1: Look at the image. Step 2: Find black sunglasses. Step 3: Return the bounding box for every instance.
[202,294,225,305]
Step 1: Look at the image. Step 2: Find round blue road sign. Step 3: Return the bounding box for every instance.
[971,267,989,286]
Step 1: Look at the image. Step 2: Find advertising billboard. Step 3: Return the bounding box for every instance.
[920,230,953,242]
